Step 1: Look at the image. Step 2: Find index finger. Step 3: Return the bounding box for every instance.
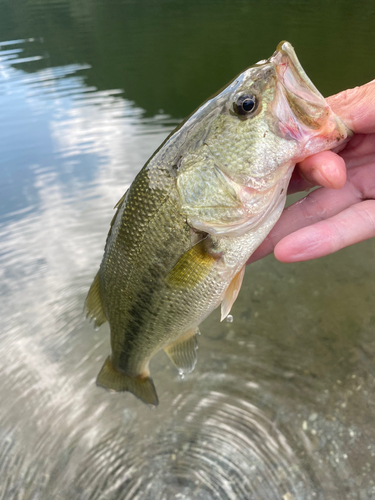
[247,180,362,263]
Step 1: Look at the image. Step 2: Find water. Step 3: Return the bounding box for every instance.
[1,1,375,499]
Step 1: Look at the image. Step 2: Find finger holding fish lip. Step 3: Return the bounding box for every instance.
[327,80,375,134]
[292,81,375,193]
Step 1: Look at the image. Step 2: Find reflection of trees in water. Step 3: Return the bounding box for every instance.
[2,0,375,119]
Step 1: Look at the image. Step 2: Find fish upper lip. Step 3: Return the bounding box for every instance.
[269,41,326,106]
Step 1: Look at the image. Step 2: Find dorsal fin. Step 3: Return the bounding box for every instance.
[85,271,107,327]
[113,191,127,209]
[164,329,199,374]
[221,265,246,321]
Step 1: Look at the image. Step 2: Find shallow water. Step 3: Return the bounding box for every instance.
[1,1,375,499]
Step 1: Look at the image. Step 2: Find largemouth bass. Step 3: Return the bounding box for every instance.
[86,41,350,406]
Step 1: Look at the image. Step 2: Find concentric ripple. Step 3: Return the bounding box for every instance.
[71,390,315,500]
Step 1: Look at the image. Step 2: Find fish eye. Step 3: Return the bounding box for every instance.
[233,94,258,116]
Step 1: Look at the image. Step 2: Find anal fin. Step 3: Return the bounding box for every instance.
[164,329,199,375]
[96,356,159,407]
[85,271,107,327]
[221,265,246,321]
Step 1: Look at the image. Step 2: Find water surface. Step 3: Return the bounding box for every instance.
[1,1,375,499]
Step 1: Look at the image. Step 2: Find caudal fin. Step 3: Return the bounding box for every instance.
[96,357,159,407]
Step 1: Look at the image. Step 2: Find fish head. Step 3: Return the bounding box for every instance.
[175,41,351,236]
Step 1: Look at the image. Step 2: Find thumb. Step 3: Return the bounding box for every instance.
[327,79,375,134]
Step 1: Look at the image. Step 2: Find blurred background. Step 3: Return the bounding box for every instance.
[1,1,375,499]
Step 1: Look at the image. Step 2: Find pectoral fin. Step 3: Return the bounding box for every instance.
[164,329,199,374]
[166,239,216,289]
[96,357,159,407]
[85,272,107,327]
[220,265,246,321]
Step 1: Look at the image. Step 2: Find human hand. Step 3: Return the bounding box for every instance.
[249,79,375,263]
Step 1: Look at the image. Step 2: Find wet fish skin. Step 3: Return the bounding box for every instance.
[85,41,351,406]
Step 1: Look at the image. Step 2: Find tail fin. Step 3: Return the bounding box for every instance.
[96,357,159,407]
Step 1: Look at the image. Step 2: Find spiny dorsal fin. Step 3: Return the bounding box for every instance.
[104,189,129,246]
[113,190,127,209]
[164,329,199,374]
[221,265,246,321]
[85,271,107,327]
[166,240,216,289]
[96,356,159,407]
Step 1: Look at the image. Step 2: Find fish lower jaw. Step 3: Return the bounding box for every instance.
[302,115,352,157]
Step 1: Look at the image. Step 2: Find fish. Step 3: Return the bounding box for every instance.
[85,41,351,407]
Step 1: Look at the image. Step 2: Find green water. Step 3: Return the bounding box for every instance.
[1,1,375,499]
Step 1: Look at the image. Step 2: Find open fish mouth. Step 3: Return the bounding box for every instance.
[270,41,326,107]
[269,41,349,146]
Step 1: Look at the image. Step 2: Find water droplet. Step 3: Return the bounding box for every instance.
[226,314,233,323]
[178,369,185,379]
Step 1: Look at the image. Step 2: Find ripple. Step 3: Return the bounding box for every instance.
[71,391,315,500]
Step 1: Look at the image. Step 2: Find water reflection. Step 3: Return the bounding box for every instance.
[1,33,375,500]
